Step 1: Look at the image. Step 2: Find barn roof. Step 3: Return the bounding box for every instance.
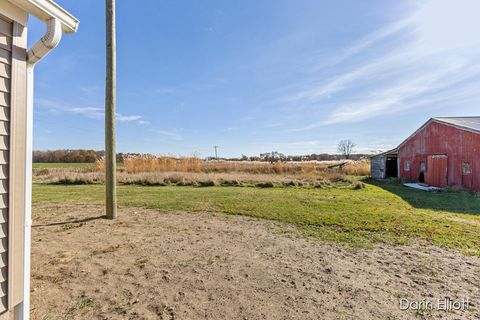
[433,117,480,133]
[370,148,398,158]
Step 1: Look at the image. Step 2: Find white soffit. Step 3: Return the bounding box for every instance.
[7,0,79,33]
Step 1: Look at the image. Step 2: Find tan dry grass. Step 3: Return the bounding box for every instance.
[33,168,359,188]
[40,157,369,188]
[343,161,370,176]
[107,156,370,176]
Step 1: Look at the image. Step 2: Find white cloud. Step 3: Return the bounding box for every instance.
[282,0,480,130]
[153,130,183,140]
[116,114,143,122]
[70,107,104,119]
[70,107,148,124]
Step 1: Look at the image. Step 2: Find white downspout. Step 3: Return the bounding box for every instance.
[19,18,62,320]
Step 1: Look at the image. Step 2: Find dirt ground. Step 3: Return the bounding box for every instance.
[31,204,480,320]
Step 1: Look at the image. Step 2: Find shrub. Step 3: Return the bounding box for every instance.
[55,177,96,185]
[34,168,50,176]
[256,182,275,188]
[198,180,217,187]
[352,181,365,190]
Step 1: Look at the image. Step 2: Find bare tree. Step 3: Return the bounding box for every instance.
[337,139,356,159]
[105,0,117,219]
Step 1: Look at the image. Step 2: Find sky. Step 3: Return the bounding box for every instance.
[30,0,480,158]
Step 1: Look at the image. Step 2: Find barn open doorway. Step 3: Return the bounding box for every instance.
[385,156,398,178]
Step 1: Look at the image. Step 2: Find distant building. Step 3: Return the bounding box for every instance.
[371,117,480,191]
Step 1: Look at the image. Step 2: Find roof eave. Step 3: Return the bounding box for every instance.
[7,0,79,33]
[369,148,398,158]
[395,117,480,152]
[432,117,480,135]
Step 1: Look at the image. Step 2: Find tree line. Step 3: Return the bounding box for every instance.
[33,150,122,163]
[33,149,367,163]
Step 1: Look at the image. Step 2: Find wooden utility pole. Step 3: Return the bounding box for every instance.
[105,0,117,219]
[214,145,219,160]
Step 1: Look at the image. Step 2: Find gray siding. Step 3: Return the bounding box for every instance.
[370,155,386,179]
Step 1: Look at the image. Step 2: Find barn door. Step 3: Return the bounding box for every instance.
[425,155,448,188]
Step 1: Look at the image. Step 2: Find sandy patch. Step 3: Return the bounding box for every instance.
[31,204,480,319]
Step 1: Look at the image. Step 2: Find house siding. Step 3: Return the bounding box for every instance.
[0,15,11,314]
[0,2,28,317]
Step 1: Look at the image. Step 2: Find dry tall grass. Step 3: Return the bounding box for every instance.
[343,162,370,176]
[33,168,361,189]
[44,156,369,189]
[115,156,369,176]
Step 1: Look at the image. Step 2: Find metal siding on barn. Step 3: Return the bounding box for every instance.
[0,15,10,314]
[425,155,448,188]
[398,120,480,191]
[370,155,386,178]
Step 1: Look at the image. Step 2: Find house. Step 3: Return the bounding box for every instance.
[0,1,78,319]
[371,117,480,191]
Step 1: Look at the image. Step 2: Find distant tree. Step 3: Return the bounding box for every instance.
[259,151,286,162]
[337,139,356,159]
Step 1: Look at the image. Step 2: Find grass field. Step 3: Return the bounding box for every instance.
[32,179,480,255]
[33,162,125,169]
[33,163,96,169]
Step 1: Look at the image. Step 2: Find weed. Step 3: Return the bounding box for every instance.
[71,297,95,311]
[352,181,365,190]
[256,182,275,188]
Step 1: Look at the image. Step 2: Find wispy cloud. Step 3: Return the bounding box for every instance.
[117,114,143,122]
[280,0,480,130]
[70,107,148,124]
[71,107,104,119]
[152,129,183,140]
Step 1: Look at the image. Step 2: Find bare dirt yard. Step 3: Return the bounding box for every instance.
[31,204,480,320]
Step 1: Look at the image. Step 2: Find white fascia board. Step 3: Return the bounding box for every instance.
[7,0,79,33]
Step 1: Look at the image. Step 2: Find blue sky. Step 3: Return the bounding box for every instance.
[30,0,480,157]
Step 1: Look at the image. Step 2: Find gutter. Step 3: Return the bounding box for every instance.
[19,18,62,320]
[6,0,79,33]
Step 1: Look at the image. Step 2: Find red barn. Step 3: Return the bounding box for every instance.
[371,117,480,191]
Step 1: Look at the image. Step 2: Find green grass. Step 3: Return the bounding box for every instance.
[33,162,124,169]
[32,180,480,255]
[71,297,95,310]
[33,163,95,169]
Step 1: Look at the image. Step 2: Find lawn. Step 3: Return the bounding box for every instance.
[32,180,480,255]
[33,163,96,169]
[33,162,125,169]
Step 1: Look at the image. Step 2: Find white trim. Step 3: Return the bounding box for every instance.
[6,0,78,33]
[20,14,71,320]
[20,64,34,320]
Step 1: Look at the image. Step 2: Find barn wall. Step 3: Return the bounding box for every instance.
[398,121,480,191]
[370,155,386,179]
